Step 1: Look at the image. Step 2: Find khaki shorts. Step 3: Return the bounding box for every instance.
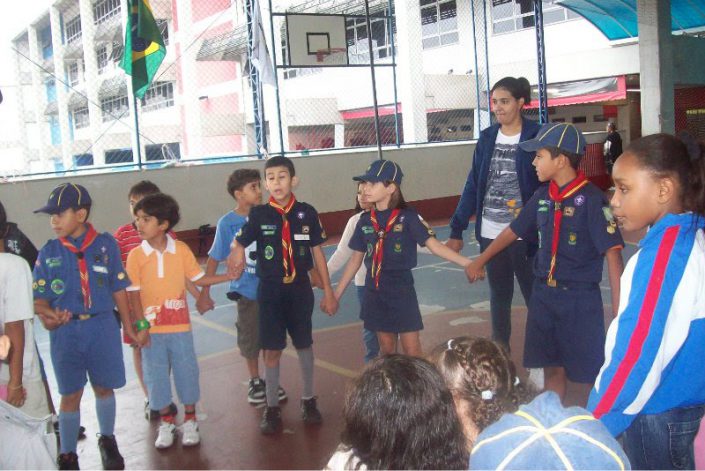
[236,297,261,359]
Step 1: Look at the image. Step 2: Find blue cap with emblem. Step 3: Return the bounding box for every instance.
[519,122,587,156]
[34,183,92,214]
[353,159,404,185]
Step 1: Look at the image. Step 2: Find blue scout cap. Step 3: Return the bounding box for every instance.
[519,122,587,156]
[34,183,92,214]
[470,392,630,470]
[353,159,403,185]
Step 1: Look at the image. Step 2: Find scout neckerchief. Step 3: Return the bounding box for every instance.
[546,171,589,287]
[369,208,400,289]
[59,223,99,310]
[269,194,297,283]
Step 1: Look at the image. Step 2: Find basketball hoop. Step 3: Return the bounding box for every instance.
[316,47,347,64]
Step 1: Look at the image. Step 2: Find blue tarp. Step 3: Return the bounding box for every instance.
[557,0,705,40]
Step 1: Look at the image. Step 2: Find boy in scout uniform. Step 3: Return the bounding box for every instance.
[33,183,139,470]
[229,156,338,435]
[466,123,624,404]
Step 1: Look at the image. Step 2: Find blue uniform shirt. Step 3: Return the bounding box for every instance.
[33,231,130,314]
[349,207,435,283]
[510,182,623,283]
[209,211,259,300]
[236,201,326,282]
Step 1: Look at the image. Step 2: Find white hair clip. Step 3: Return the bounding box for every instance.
[481,390,494,401]
[514,377,520,386]
[447,339,454,351]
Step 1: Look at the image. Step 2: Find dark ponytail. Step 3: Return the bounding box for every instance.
[625,132,705,215]
[491,76,532,106]
[0,200,7,237]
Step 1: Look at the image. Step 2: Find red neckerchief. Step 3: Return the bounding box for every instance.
[269,195,297,283]
[59,223,99,310]
[369,208,400,289]
[546,171,589,286]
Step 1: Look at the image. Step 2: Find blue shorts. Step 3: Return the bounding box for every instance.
[257,277,313,350]
[49,312,126,395]
[361,271,423,334]
[523,280,606,383]
[141,332,200,410]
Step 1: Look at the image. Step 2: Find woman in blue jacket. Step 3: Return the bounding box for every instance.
[446,77,541,349]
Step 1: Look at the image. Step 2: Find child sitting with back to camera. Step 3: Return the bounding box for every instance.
[429,336,535,450]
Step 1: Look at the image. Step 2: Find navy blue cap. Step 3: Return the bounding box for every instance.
[34,183,92,214]
[519,122,587,156]
[353,159,403,185]
[470,392,630,470]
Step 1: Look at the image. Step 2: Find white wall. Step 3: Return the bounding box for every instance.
[0,142,476,247]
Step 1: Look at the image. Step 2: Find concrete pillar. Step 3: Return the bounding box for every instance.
[394,0,428,143]
[27,24,51,168]
[637,0,674,134]
[77,0,108,165]
[334,123,345,148]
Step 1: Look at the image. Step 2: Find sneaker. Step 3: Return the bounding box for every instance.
[181,419,201,446]
[57,452,80,470]
[97,435,125,470]
[146,401,178,421]
[301,397,323,425]
[247,378,266,404]
[259,406,282,435]
[248,378,288,404]
[155,422,176,449]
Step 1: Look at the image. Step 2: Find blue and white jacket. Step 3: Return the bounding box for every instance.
[588,213,705,436]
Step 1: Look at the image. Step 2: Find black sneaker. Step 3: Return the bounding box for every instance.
[53,422,87,441]
[248,378,266,404]
[58,452,80,470]
[97,435,125,470]
[301,397,323,425]
[147,402,178,421]
[259,406,282,435]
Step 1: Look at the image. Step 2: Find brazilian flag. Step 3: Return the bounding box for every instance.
[120,0,165,99]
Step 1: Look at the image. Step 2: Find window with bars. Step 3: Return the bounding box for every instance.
[101,95,129,121]
[420,0,458,49]
[141,81,174,112]
[68,62,81,86]
[345,11,395,64]
[72,107,90,130]
[93,0,121,25]
[97,45,109,73]
[66,16,82,44]
[491,0,580,34]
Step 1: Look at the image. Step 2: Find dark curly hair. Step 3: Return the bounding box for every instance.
[133,193,180,232]
[430,337,535,434]
[339,354,468,470]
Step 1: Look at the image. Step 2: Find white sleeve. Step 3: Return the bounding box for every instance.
[327,213,361,276]
[0,254,34,324]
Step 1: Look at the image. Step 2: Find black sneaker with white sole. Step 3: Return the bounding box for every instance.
[260,406,282,435]
[301,397,323,425]
[248,378,288,404]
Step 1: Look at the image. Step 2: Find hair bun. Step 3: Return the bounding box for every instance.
[678,131,704,162]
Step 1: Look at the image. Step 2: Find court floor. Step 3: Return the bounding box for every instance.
[34,222,640,469]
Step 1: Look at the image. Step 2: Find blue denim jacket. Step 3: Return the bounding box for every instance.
[449,117,542,244]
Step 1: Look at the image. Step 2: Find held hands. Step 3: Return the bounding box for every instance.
[319,290,338,316]
[134,329,151,348]
[39,308,72,330]
[196,292,216,315]
[465,259,486,283]
[227,249,245,280]
[445,238,464,253]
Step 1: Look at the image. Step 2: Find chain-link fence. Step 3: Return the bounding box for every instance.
[1,0,696,180]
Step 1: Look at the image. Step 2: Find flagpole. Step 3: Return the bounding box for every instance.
[267,0,284,156]
[133,95,143,168]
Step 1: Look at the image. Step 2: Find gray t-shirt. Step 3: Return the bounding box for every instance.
[481,130,522,239]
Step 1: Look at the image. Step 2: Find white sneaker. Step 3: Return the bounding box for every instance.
[155,422,176,449]
[181,419,201,446]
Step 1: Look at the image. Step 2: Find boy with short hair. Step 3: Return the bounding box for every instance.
[126,193,233,449]
[198,169,287,404]
[228,156,338,435]
[466,123,624,403]
[113,180,181,421]
[33,183,138,470]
